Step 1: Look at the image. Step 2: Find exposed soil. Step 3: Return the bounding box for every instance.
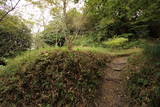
[96,56,130,107]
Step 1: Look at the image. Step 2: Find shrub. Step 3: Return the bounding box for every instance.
[0,15,32,57]
[32,35,49,49]
[128,53,160,107]
[103,37,128,48]
[72,34,103,47]
[0,50,110,106]
[128,65,160,107]
[41,19,66,47]
[42,33,65,47]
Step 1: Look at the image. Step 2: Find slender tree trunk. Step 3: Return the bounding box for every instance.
[62,0,73,51]
[63,0,67,21]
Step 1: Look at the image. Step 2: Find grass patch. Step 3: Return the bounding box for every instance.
[1,46,141,75]
[74,46,142,56]
[1,47,66,74]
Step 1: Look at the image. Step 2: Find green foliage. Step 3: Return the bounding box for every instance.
[84,0,130,39]
[42,33,65,47]
[130,24,149,38]
[84,0,160,39]
[73,35,94,47]
[128,64,160,106]
[66,8,88,34]
[0,50,110,106]
[41,19,66,46]
[128,50,160,106]
[32,35,49,49]
[72,33,104,47]
[0,12,32,57]
[103,37,128,48]
[123,40,146,49]
[42,8,89,47]
[74,47,142,56]
[126,43,160,106]
[3,46,59,73]
[144,43,160,60]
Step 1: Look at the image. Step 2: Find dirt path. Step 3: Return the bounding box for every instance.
[96,56,129,107]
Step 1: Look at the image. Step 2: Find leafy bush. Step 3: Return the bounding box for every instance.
[0,50,110,106]
[128,65,160,107]
[42,33,65,47]
[95,18,116,40]
[128,52,160,107]
[41,19,66,47]
[0,14,32,57]
[103,37,128,48]
[32,35,49,49]
[72,34,104,47]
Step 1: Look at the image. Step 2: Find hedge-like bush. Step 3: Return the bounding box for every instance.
[0,14,32,57]
[103,37,128,48]
[0,50,110,107]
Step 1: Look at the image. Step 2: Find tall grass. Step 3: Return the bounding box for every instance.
[144,43,160,60]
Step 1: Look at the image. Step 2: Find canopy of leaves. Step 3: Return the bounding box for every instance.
[84,0,160,39]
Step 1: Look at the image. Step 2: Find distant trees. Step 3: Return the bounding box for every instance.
[66,8,88,34]
[41,8,89,47]
[28,0,83,48]
[41,18,66,47]
[0,13,32,57]
[31,0,160,47]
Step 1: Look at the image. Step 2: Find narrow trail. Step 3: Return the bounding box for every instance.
[96,56,129,107]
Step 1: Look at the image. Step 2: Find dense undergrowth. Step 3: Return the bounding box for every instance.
[72,35,146,49]
[0,49,110,107]
[127,44,160,107]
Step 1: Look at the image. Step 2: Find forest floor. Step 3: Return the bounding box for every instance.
[96,56,130,107]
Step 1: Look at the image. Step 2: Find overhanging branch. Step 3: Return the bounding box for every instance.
[0,0,21,22]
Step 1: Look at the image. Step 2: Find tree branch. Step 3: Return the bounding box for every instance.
[0,0,21,22]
